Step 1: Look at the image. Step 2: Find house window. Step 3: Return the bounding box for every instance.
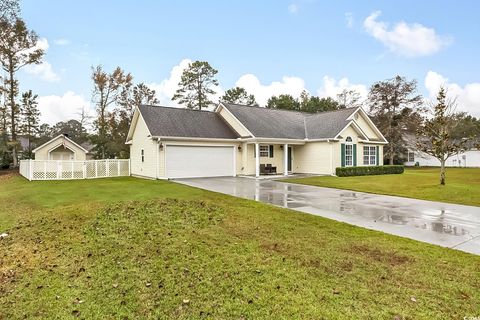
[346,136,353,142]
[407,151,415,162]
[345,144,353,166]
[363,146,377,165]
[141,149,144,163]
[259,145,270,157]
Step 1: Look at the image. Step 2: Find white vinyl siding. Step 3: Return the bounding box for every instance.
[363,146,377,165]
[34,136,87,161]
[129,114,158,179]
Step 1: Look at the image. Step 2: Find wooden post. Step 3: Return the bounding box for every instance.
[29,159,33,181]
[284,144,288,176]
[106,159,110,177]
[95,160,98,178]
[117,160,120,176]
[83,162,87,179]
[255,143,260,178]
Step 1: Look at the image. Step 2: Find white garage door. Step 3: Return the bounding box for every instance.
[166,145,235,178]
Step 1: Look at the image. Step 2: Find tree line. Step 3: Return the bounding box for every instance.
[1,0,479,185]
[169,61,480,185]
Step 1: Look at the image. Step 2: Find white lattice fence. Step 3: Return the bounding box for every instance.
[19,159,130,181]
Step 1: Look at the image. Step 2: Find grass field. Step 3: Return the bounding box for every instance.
[0,173,479,319]
[284,167,480,206]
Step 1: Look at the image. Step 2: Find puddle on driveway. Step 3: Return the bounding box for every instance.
[176,177,480,254]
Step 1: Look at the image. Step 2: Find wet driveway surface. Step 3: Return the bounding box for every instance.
[176,177,480,255]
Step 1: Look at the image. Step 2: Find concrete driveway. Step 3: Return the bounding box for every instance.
[176,177,480,255]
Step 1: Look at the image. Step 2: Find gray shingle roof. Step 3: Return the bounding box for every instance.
[138,105,240,139]
[221,103,359,139]
[221,103,306,139]
[304,107,359,139]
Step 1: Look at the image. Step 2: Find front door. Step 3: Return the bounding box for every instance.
[288,147,292,171]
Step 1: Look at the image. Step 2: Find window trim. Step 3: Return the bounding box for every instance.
[259,145,270,158]
[363,146,377,166]
[407,151,415,163]
[345,144,353,167]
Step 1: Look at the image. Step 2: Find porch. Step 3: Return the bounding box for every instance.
[240,142,303,178]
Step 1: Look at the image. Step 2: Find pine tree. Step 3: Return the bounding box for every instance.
[0,18,44,166]
[221,87,257,106]
[172,61,218,110]
[19,90,40,158]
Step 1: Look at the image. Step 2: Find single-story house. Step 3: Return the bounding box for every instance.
[126,103,388,179]
[405,148,480,167]
[33,134,92,161]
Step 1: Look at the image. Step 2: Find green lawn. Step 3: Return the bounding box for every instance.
[283,167,480,206]
[0,173,479,319]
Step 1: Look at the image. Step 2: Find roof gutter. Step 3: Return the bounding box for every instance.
[152,136,241,142]
[305,138,340,142]
[358,139,388,145]
[241,137,306,144]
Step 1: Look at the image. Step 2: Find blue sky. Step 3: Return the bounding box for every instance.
[17,0,480,124]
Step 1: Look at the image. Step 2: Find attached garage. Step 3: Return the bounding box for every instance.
[165,145,235,179]
[127,106,241,180]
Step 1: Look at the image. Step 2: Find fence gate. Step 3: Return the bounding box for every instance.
[19,159,130,181]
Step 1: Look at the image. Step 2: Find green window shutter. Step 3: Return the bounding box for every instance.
[269,145,274,158]
[341,143,345,167]
[253,145,256,158]
[353,144,357,166]
[376,146,379,165]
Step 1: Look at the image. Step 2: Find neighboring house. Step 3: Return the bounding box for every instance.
[404,134,480,167]
[126,103,388,179]
[405,148,480,167]
[33,134,92,161]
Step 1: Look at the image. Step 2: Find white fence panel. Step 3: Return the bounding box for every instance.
[19,160,30,180]
[19,159,130,181]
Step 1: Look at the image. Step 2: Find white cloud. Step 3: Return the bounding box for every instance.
[425,71,480,117]
[147,59,192,107]
[20,37,49,55]
[38,91,94,125]
[345,12,354,28]
[288,3,298,14]
[53,38,70,46]
[363,11,451,57]
[24,61,60,82]
[147,59,369,109]
[22,38,61,82]
[33,37,49,51]
[236,74,307,106]
[317,76,368,101]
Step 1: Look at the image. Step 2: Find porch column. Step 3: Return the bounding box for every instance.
[283,143,288,176]
[255,143,260,177]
